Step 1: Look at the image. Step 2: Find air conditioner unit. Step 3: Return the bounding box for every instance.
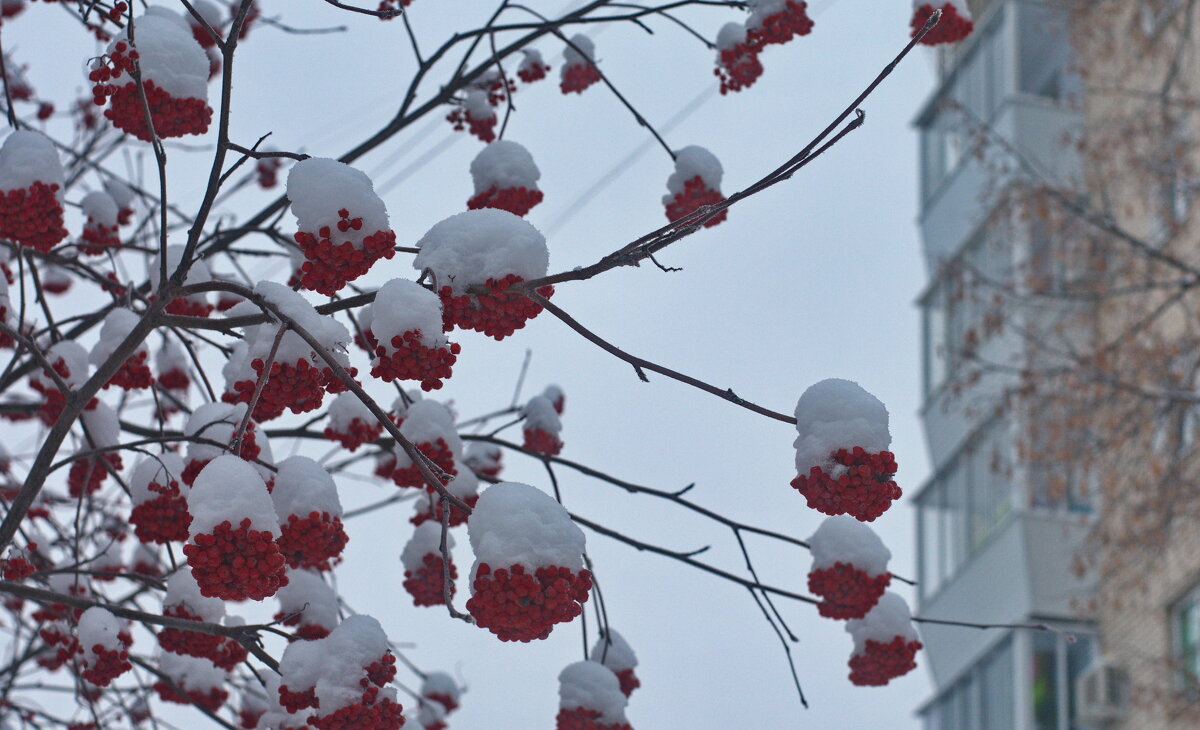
[1075,658,1129,727]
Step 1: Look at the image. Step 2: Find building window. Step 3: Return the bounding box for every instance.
[1174,585,1200,694]
[1017,2,1078,102]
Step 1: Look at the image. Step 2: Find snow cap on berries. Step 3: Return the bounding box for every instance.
[276,569,339,634]
[717,21,747,50]
[286,158,390,250]
[464,441,502,474]
[254,280,352,365]
[558,660,628,724]
[522,395,561,434]
[663,145,723,203]
[370,278,449,350]
[421,671,460,710]
[468,481,585,575]
[41,339,90,388]
[590,629,637,673]
[563,34,595,68]
[280,614,393,714]
[149,244,213,289]
[109,10,209,102]
[0,130,65,197]
[188,454,280,538]
[157,650,227,693]
[793,378,890,474]
[271,456,343,521]
[80,401,119,449]
[77,607,127,657]
[163,564,226,622]
[398,399,463,455]
[470,140,540,195]
[129,453,186,505]
[413,209,548,293]
[80,190,119,228]
[845,591,919,654]
[89,308,145,366]
[328,391,376,430]
[808,515,891,575]
[401,522,453,572]
[102,177,133,213]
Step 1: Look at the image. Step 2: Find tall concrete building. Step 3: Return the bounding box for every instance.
[912,1,1097,727]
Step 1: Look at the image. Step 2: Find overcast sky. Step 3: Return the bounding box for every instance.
[3,0,948,726]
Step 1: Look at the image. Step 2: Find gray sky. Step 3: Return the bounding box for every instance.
[4,0,948,726]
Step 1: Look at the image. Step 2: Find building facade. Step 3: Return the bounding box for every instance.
[913,1,1097,728]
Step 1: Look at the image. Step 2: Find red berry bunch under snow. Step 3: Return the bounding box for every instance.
[590,629,640,697]
[184,455,288,600]
[387,400,461,489]
[156,338,192,416]
[324,391,383,451]
[78,190,121,255]
[466,482,591,642]
[272,456,348,571]
[76,607,132,687]
[30,340,95,426]
[38,620,80,671]
[410,465,478,527]
[157,571,231,664]
[663,146,728,228]
[90,308,154,390]
[150,244,215,317]
[366,278,460,391]
[463,441,503,479]
[522,394,563,456]
[1,0,24,20]
[221,284,354,421]
[845,591,922,686]
[287,158,397,295]
[0,130,68,252]
[420,671,462,716]
[556,661,633,730]
[68,403,122,497]
[274,569,340,640]
[807,515,892,620]
[277,615,405,730]
[180,402,270,486]
[517,48,551,83]
[543,383,566,414]
[93,9,212,141]
[467,140,544,217]
[789,378,901,522]
[911,1,974,46]
[446,89,497,143]
[153,651,229,712]
[714,22,764,95]
[414,209,553,340]
[744,0,814,51]
[560,34,601,94]
[401,522,457,607]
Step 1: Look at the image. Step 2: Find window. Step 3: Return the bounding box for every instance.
[1029,631,1096,730]
[1174,585,1200,695]
[980,637,1015,730]
[1017,3,1078,102]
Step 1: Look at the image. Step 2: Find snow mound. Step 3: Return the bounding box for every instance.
[413,210,548,293]
[808,515,891,575]
[793,378,890,474]
[468,481,584,573]
[558,660,627,723]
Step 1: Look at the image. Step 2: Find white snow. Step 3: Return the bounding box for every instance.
[272,456,343,520]
[184,402,248,466]
[327,392,376,433]
[401,522,452,571]
[664,145,723,202]
[0,130,65,195]
[369,279,448,351]
[275,569,339,633]
[807,515,891,576]
[163,569,226,622]
[395,400,462,461]
[393,390,423,420]
[286,158,390,249]
[421,671,459,704]
[80,190,119,228]
[557,661,627,723]
[188,0,225,30]
[110,11,209,100]
[467,481,584,575]
[416,699,446,727]
[102,177,134,211]
[463,442,501,474]
[716,21,747,51]
[590,629,637,672]
[156,338,190,377]
[413,209,548,293]
[188,454,280,537]
[77,607,125,657]
[79,401,119,449]
[470,140,540,195]
[157,651,226,692]
[254,280,352,366]
[845,591,920,655]
[149,244,213,289]
[256,671,314,729]
[38,339,90,388]
[521,395,561,434]
[563,34,595,67]
[463,89,494,123]
[278,614,392,715]
[792,378,891,475]
[745,0,789,30]
[518,48,547,74]
[89,308,146,366]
